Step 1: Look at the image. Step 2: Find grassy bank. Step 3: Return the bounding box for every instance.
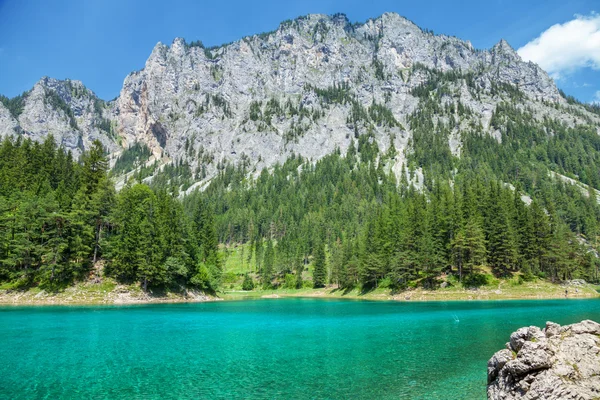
[0,278,215,305]
[1,277,597,306]
[222,279,600,302]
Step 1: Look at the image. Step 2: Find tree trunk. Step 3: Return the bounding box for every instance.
[93,224,102,264]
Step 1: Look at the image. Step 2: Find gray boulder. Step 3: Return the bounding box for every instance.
[487,320,600,399]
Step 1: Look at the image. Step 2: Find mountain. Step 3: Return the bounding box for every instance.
[0,77,119,157]
[1,11,600,296]
[2,12,598,192]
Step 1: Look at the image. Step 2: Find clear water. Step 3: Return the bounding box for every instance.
[1,298,600,399]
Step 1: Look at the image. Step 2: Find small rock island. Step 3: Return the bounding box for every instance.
[487,320,600,399]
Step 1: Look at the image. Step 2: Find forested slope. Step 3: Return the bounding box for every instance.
[0,137,221,293]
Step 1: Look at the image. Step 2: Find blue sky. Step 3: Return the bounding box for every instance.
[0,0,598,102]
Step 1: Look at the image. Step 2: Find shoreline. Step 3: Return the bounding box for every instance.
[277,291,600,302]
[223,287,600,303]
[1,279,597,306]
[0,280,220,306]
[0,297,223,307]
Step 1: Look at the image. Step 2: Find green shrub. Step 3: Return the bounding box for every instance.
[487,276,500,286]
[537,271,547,279]
[520,263,536,282]
[222,272,238,284]
[241,274,254,291]
[378,277,392,288]
[509,277,523,287]
[190,264,211,289]
[446,274,459,286]
[283,274,296,289]
[463,272,489,288]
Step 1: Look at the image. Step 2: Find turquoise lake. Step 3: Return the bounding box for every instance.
[1,298,600,399]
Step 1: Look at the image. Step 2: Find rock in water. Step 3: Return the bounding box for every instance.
[487,320,600,399]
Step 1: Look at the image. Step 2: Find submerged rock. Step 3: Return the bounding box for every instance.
[487,320,600,399]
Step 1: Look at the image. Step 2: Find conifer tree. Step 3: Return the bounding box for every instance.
[312,240,327,288]
[359,217,383,288]
[67,189,95,274]
[108,184,157,287]
[262,239,274,287]
[192,199,221,290]
[242,273,254,290]
[329,238,344,286]
[485,183,517,275]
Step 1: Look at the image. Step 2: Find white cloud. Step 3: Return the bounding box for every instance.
[593,90,600,104]
[517,13,600,79]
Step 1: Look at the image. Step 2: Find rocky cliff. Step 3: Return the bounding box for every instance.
[1,12,599,189]
[0,77,119,157]
[487,320,600,400]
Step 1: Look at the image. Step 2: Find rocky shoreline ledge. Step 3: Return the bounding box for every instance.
[487,320,600,399]
[0,281,216,305]
[1,280,598,305]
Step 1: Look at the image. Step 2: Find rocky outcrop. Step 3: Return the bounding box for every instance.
[0,102,19,138]
[487,320,600,400]
[0,77,119,157]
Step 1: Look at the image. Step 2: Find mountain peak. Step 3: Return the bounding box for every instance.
[491,39,519,58]
[379,11,417,25]
[146,41,169,65]
[35,76,87,91]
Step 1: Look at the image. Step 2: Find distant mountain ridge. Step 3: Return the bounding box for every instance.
[0,12,598,190]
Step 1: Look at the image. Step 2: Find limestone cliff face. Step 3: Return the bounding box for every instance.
[1,12,597,187]
[0,102,19,138]
[487,320,600,400]
[0,77,118,157]
[110,12,575,187]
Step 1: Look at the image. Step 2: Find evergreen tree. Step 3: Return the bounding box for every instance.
[242,273,254,290]
[262,239,274,287]
[329,237,344,286]
[312,240,327,288]
[80,140,108,195]
[192,199,221,290]
[450,216,487,280]
[67,189,95,276]
[485,183,518,276]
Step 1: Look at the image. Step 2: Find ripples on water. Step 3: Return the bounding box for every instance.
[1,298,600,399]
